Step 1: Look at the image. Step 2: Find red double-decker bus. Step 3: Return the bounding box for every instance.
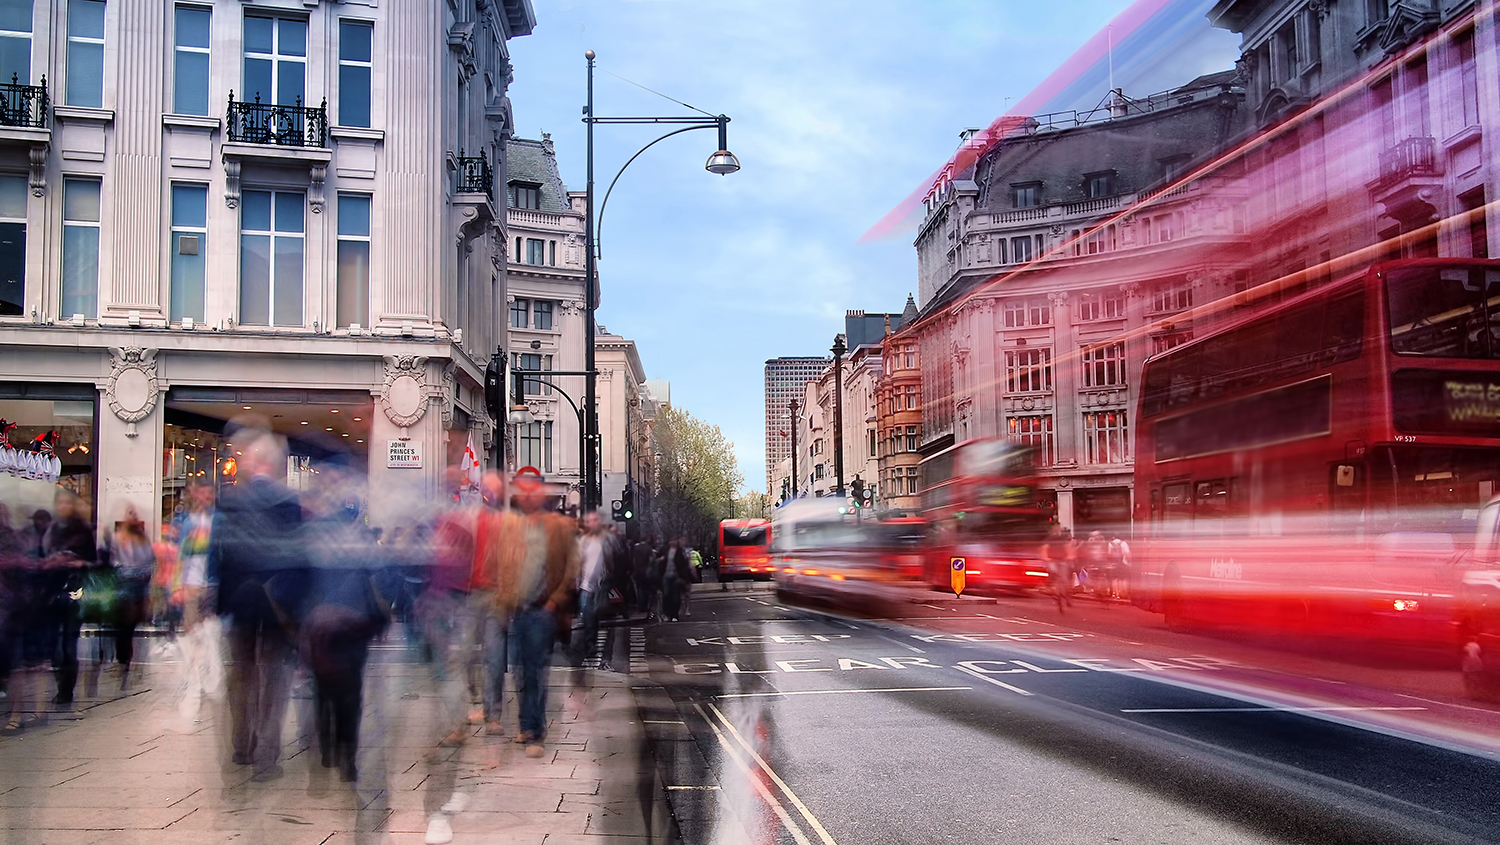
[1132,258,1500,646]
[918,438,1052,593]
[718,519,773,582]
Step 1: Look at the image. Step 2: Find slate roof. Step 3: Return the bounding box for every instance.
[505,136,570,213]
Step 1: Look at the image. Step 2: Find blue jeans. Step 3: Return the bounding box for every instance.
[511,607,555,740]
[572,589,601,660]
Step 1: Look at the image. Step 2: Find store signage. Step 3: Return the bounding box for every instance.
[387,439,422,468]
[1393,370,1500,436]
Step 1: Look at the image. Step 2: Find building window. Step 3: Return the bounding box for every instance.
[1085,170,1116,199]
[902,345,915,369]
[1011,182,1040,208]
[239,190,305,327]
[173,5,210,115]
[1456,28,1478,129]
[548,240,556,266]
[1276,21,1297,80]
[61,177,100,319]
[1150,330,1193,355]
[1007,414,1054,466]
[0,0,32,84]
[512,352,553,396]
[533,299,553,330]
[867,428,876,458]
[66,0,105,108]
[169,183,207,323]
[244,14,306,106]
[508,182,540,209]
[1081,342,1126,388]
[1083,410,1130,464]
[526,238,545,265]
[1005,348,1053,393]
[904,385,918,410]
[815,464,825,480]
[1011,235,1033,263]
[0,174,26,316]
[336,194,370,329]
[510,297,528,328]
[1148,278,1193,314]
[1076,287,1124,322]
[337,19,372,128]
[1002,296,1050,328]
[515,420,552,473]
[906,466,920,496]
[1366,0,1389,26]
[513,237,521,263]
[905,425,920,452]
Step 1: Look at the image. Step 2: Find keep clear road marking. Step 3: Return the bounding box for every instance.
[701,702,842,845]
[718,686,974,699]
[954,664,1033,696]
[1123,705,1429,714]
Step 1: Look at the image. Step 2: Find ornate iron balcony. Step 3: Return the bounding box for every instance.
[455,149,493,200]
[1377,136,1439,186]
[226,92,328,148]
[0,74,48,129]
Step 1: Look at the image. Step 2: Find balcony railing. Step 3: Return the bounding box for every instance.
[1377,136,1438,186]
[455,150,493,200]
[226,92,328,148]
[0,74,48,129]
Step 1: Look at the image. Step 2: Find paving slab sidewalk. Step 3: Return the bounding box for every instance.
[0,646,680,844]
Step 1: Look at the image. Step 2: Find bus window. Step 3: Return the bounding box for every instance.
[1194,479,1233,518]
[1162,482,1192,534]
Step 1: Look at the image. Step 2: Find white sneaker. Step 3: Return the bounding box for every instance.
[424,815,454,844]
[440,792,470,814]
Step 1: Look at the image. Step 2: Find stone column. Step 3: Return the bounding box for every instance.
[1049,291,1079,465]
[97,347,165,535]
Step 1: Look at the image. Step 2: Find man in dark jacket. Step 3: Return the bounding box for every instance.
[208,430,307,782]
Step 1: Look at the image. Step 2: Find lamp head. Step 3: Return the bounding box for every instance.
[585,50,595,60]
[508,405,536,426]
[831,334,847,357]
[705,149,740,176]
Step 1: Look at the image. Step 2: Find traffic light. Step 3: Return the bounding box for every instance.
[484,354,504,420]
[611,499,625,521]
[620,487,635,521]
[850,477,865,506]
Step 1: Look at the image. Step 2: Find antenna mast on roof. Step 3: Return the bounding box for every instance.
[1107,25,1115,97]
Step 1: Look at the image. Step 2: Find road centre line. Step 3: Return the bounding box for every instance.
[666,785,722,790]
[644,720,687,724]
[955,665,1033,696]
[1122,706,1429,714]
[717,686,973,699]
[692,703,815,845]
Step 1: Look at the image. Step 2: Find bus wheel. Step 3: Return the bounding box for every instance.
[1163,568,1191,631]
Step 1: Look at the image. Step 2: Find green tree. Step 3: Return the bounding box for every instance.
[647,405,744,550]
[733,490,771,520]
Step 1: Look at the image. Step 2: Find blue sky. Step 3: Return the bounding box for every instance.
[504,0,1239,492]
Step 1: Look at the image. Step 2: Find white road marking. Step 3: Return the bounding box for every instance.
[955,665,1034,696]
[705,703,842,845]
[876,634,924,654]
[693,704,815,845]
[1122,706,1429,714]
[1394,692,1500,714]
[666,785,722,791]
[644,720,687,724]
[717,686,972,699]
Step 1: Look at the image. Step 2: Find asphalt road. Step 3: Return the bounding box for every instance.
[628,582,1500,845]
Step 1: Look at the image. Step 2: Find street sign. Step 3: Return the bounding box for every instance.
[386,439,422,468]
[950,557,966,597]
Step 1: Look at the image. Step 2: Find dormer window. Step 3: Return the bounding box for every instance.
[508,182,540,209]
[1011,182,1041,208]
[1084,170,1116,199]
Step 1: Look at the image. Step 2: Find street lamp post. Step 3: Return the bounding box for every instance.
[582,49,738,513]
[831,334,846,498]
[788,398,799,500]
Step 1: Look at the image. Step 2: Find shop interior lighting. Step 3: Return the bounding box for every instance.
[352,417,362,422]
[330,409,339,414]
[325,427,334,432]
[242,406,252,410]
[300,421,309,425]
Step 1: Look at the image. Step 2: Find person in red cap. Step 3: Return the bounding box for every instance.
[490,467,578,757]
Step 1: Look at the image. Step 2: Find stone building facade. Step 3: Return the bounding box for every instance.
[0,0,534,529]
[910,73,1250,531]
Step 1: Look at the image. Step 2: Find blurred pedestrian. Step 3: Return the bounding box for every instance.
[104,504,155,691]
[570,510,612,664]
[43,489,94,707]
[298,483,390,783]
[1108,534,1132,600]
[1040,524,1075,613]
[209,428,307,782]
[1078,530,1109,600]
[494,468,578,757]
[661,538,694,622]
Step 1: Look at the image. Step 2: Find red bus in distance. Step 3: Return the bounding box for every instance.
[718,518,773,582]
[1132,258,1500,649]
[918,438,1052,593]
